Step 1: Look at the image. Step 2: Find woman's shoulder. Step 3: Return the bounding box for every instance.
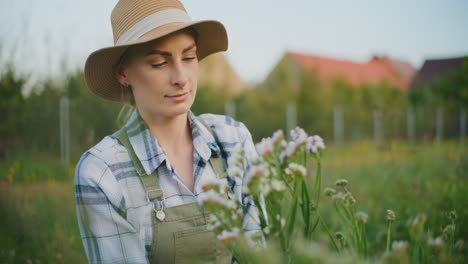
[75,135,124,183]
[196,113,251,141]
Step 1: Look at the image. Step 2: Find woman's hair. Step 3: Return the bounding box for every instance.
[115,26,199,125]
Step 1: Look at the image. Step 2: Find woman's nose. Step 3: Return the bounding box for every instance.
[171,61,188,88]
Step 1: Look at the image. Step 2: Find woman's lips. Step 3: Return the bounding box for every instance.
[165,91,190,101]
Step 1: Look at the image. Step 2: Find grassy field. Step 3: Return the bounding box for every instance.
[0,140,466,263]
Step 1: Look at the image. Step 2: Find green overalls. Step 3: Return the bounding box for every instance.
[113,125,233,264]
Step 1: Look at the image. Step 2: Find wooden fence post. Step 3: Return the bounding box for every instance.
[407,108,415,142]
[373,109,383,144]
[60,96,70,168]
[286,103,297,135]
[333,105,344,144]
[225,100,236,119]
[436,106,443,143]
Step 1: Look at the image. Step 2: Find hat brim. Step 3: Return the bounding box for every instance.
[84,20,228,102]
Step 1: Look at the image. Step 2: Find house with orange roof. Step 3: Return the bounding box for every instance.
[264,52,416,91]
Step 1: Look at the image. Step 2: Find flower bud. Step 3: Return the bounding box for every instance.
[324,187,337,197]
[386,209,396,223]
[334,232,345,241]
[427,236,444,249]
[332,192,345,202]
[448,210,457,221]
[343,192,356,207]
[442,224,455,241]
[392,241,408,252]
[335,179,348,188]
[355,211,368,223]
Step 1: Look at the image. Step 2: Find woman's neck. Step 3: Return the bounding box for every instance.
[138,109,193,153]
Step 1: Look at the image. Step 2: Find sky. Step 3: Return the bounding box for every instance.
[1,0,467,88]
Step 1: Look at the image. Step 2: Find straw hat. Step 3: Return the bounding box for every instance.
[84,0,228,102]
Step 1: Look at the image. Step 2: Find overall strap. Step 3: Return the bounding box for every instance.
[196,118,227,179]
[113,127,163,201]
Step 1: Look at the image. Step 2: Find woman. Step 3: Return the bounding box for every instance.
[75,0,261,263]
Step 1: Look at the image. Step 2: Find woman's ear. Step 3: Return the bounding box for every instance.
[115,65,129,86]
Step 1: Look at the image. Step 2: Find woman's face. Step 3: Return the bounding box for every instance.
[118,31,199,119]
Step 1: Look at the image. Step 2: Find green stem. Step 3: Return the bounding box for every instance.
[314,154,322,206]
[301,181,311,238]
[285,179,300,251]
[317,211,340,251]
[309,217,320,236]
[275,161,294,193]
[361,221,369,257]
[386,222,392,252]
[253,196,268,237]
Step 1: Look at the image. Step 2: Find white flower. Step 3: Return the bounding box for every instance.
[245,164,269,186]
[290,127,308,143]
[207,215,221,231]
[324,187,337,196]
[258,177,272,195]
[200,178,223,192]
[255,137,274,157]
[386,209,396,223]
[281,140,287,148]
[228,144,244,168]
[279,141,299,164]
[411,213,427,227]
[355,211,368,223]
[343,192,356,206]
[306,135,325,153]
[275,214,286,229]
[227,166,243,179]
[428,237,444,249]
[285,163,307,178]
[270,179,286,192]
[198,189,236,209]
[232,208,243,221]
[335,179,348,187]
[332,192,345,202]
[392,240,408,252]
[217,228,240,242]
[443,224,455,241]
[279,131,310,164]
[272,130,285,145]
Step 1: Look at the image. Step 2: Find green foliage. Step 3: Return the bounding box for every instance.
[235,88,287,140]
[13,70,122,161]
[21,80,63,155]
[65,70,122,159]
[191,83,229,116]
[0,141,465,263]
[0,152,70,183]
[0,182,86,264]
[200,134,467,263]
[0,65,26,158]
[410,57,468,107]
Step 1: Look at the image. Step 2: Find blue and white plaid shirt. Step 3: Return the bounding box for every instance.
[75,109,261,264]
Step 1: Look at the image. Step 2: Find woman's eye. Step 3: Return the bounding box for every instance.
[183,57,196,61]
[151,62,167,68]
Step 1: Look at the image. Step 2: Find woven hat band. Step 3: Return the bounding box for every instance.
[116,8,192,45]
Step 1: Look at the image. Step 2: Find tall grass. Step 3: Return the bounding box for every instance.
[0,140,465,263]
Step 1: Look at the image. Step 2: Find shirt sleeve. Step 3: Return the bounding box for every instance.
[75,152,149,264]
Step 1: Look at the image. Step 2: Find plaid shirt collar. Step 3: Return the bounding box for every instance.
[123,108,222,175]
